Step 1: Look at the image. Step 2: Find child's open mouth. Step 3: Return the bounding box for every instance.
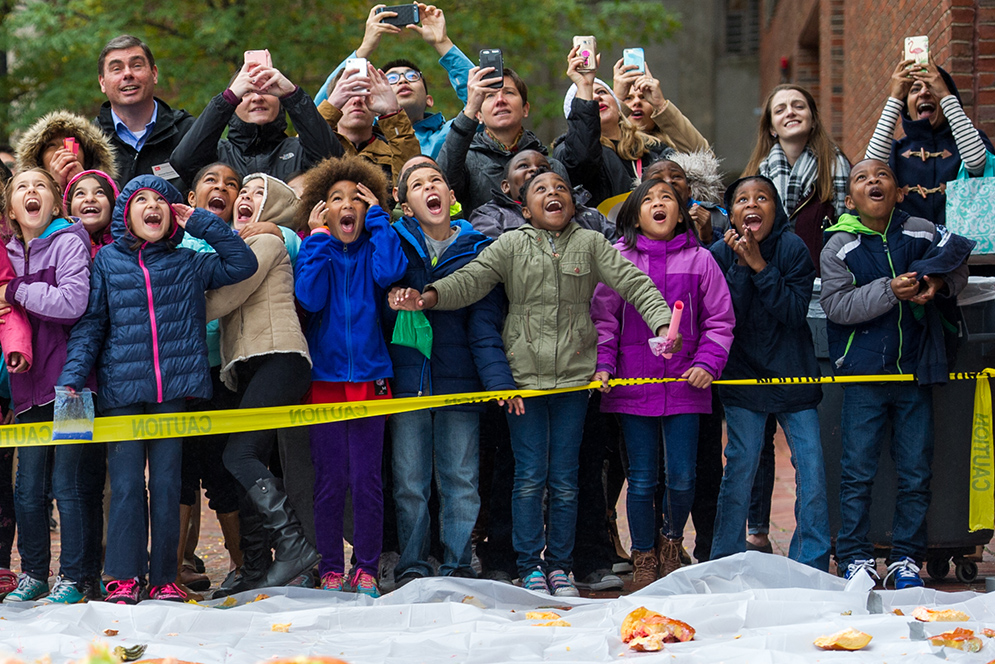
[425,193,443,215]
[544,200,564,213]
[81,204,101,216]
[743,213,763,232]
[339,212,357,234]
[868,186,885,201]
[24,197,41,214]
[652,209,667,222]
[236,203,254,224]
[144,211,163,228]
[917,101,936,120]
[208,196,227,215]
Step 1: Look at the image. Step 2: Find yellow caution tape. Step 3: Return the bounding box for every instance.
[969,369,995,531]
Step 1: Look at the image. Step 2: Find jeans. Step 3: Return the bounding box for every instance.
[14,405,105,583]
[390,409,480,577]
[836,384,934,565]
[223,353,311,491]
[747,415,778,535]
[310,416,385,577]
[103,399,185,586]
[621,413,699,550]
[475,404,517,577]
[712,407,830,571]
[572,393,619,579]
[691,389,724,562]
[506,391,588,576]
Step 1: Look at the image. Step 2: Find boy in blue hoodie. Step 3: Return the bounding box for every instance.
[710,175,830,572]
[821,159,973,588]
[384,163,516,585]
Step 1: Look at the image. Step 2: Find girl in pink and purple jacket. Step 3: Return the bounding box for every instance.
[591,178,734,587]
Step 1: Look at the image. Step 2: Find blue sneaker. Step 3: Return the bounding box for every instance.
[547,569,579,597]
[843,558,879,584]
[884,557,924,589]
[4,574,49,602]
[521,569,550,595]
[39,576,85,604]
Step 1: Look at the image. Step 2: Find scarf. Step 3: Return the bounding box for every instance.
[759,143,849,219]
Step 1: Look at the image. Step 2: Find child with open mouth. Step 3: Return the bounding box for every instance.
[709,175,830,573]
[58,174,257,606]
[64,170,119,257]
[294,156,408,598]
[390,170,676,597]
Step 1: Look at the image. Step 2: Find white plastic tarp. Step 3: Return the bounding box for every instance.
[0,553,993,663]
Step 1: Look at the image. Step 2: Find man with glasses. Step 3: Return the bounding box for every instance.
[314,3,472,158]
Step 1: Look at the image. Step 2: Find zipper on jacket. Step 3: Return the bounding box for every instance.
[139,246,164,402]
[343,245,353,382]
[881,237,904,373]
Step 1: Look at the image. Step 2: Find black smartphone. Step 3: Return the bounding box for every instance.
[479,49,504,89]
[376,4,420,26]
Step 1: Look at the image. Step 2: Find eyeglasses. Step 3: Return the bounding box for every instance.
[386,70,422,85]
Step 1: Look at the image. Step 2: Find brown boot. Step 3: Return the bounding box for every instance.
[216,511,243,571]
[630,549,659,590]
[657,535,684,577]
[177,504,210,591]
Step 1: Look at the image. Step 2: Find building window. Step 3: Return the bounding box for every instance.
[726,0,760,55]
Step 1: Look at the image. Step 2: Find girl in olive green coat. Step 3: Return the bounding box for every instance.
[390,171,677,597]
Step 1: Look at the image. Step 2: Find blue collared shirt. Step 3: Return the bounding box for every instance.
[110,100,158,152]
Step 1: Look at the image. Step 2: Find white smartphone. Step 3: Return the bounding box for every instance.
[904,36,929,67]
[344,57,368,78]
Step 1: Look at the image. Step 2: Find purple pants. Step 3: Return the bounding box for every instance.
[309,416,385,576]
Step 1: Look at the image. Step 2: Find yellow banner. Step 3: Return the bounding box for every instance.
[969,369,995,531]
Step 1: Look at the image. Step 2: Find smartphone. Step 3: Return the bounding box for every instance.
[479,49,504,89]
[376,4,420,26]
[623,47,645,73]
[344,57,368,78]
[904,35,929,67]
[243,49,272,68]
[573,35,597,72]
[63,137,78,156]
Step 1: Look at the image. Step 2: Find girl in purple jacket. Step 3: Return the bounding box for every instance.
[591,179,734,588]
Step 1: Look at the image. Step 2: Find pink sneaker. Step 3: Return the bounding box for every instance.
[148,582,187,602]
[320,572,345,591]
[105,578,141,605]
[348,568,380,598]
[0,569,18,598]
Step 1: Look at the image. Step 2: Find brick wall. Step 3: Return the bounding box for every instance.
[759,0,995,163]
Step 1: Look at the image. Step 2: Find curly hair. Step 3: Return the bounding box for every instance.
[295,156,389,230]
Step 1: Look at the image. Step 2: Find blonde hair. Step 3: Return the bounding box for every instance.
[604,115,661,162]
[3,168,64,240]
[743,84,849,206]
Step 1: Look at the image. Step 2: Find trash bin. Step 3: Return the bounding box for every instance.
[811,277,995,583]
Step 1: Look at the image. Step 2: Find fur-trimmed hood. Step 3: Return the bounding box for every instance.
[668,150,724,204]
[15,111,118,183]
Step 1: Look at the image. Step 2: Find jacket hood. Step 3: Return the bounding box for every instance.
[112,174,184,245]
[226,112,289,153]
[62,169,120,209]
[723,175,790,259]
[668,149,724,204]
[240,172,301,231]
[394,216,490,264]
[16,111,119,182]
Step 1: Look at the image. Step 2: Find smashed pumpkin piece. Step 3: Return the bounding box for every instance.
[271,623,292,633]
[983,628,995,638]
[913,607,970,622]
[929,627,983,652]
[813,628,873,651]
[526,611,562,621]
[533,619,572,627]
[620,607,695,651]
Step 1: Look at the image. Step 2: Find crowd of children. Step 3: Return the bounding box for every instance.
[0,9,987,604]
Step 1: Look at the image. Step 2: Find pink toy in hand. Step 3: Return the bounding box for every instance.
[647,301,683,358]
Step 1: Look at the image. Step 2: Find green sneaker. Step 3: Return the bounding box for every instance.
[4,574,48,602]
[39,576,85,604]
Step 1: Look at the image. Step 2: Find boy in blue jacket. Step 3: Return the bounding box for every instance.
[294,155,408,597]
[384,162,516,585]
[821,159,973,588]
[710,175,830,571]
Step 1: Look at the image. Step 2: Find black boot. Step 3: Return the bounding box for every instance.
[212,496,272,598]
[247,478,320,588]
